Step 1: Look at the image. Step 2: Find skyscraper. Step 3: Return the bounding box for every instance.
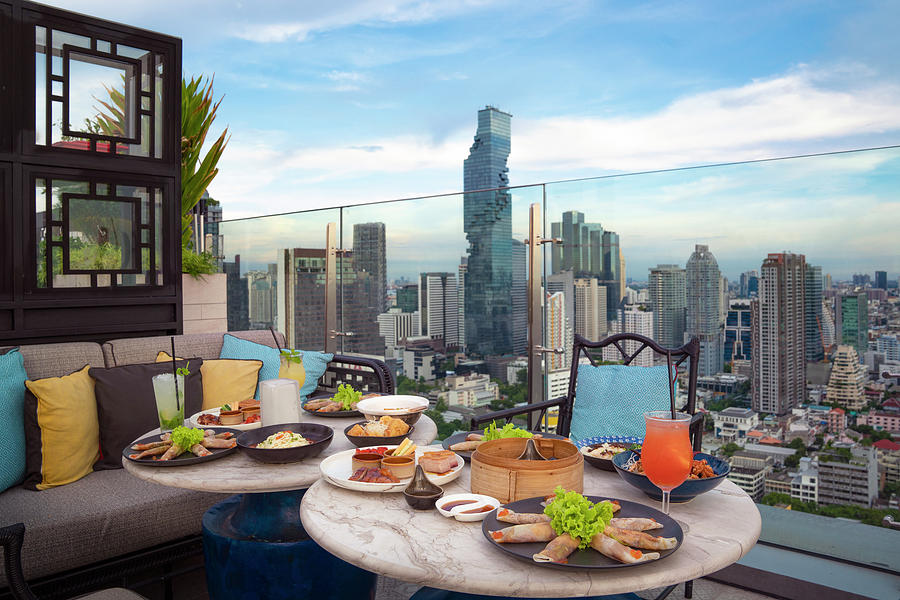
[603,308,655,367]
[724,301,752,364]
[224,254,249,332]
[751,253,807,415]
[574,278,607,341]
[835,293,868,359]
[352,222,387,313]
[463,106,512,356]
[545,291,570,371]
[739,270,759,298]
[875,270,888,290]
[457,257,467,349]
[247,269,276,328]
[511,238,527,355]
[419,272,459,349]
[396,284,418,313]
[804,264,824,362]
[649,264,686,350]
[685,245,723,376]
[826,345,866,411]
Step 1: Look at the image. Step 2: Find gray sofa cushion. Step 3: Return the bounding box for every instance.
[7,343,105,380]
[0,469,226,585]
[102,330,285,367]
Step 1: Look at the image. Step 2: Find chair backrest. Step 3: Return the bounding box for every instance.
[556,333,700,438]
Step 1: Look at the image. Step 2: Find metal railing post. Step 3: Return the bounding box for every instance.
[526,203,544,429]
[325,222,338,354]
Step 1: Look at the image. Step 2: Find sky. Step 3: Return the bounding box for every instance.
[44,0,900,280]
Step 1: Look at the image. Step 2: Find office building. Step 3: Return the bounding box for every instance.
[603,308,655,366]
[574,278,607,341]
[826,345,866,411]
[649,264,686,350]
[352,222,387,313]
[875,270,888,290]
[728,452,772,501]
[511,239,527,355]
[457,257,467,349]
[545,291,570,371]
[725,301,752,365]
[439,374,499,408]
[377,308,421,352]
[276,248,326,350]
[685,244,723,376]
[877,335,900,361]
[402,347,439,382]
[463,106,512,356]
[791,459,819,504]
[835,293,868,359]
[821,298,836,350]
[247,269,276,329]
[396,284,418,313]
[817,447,878,507]
[712,407,759,441]
[751,253,807,415]
[740,270,758,298]
[804,264,824,362]
[419,272,459,348]
[224,255,249,332]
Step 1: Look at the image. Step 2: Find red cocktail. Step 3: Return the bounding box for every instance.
[642,411,692,514]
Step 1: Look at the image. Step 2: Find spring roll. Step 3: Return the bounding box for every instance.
[215,432,234,439]
[533,533,580,563]
[303,399,331,410]
[449,440,483,451]
[590,534,660,564]
[604,526,676,550]
[496,508,551,524]
[131,440,170,451]
[201,438,237,449]
[489,522,555,543]
[466,433,484,441]
[189,443,212,457]
[158,444,184,461]
[128,445,171,459]
[609,517,662,531]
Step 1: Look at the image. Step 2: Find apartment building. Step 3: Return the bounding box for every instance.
[817,447,878,507]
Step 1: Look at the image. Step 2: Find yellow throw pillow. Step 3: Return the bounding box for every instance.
[156,352,262,410]
[23,365,99,491]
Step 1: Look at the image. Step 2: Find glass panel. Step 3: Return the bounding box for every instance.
[96,40,111,53]
[116,44,148,60]
[154,56,164,159]
[218,209,339,350]
[35,28,46,145]
[51,80,62,97]
[66,197,136,271]
[154,189,163,278]
[96,183,108,195]
[51,30,90,51]
[67,51,137,139]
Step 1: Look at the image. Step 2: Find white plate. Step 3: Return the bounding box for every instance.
[356,395,429,418]
[189,407,262,431]
[436,493,500,522]
[319,446,463,492]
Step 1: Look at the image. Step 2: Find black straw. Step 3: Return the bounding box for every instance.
[666,351,675,419]
[269,327,283,352]
[170,337,180,412]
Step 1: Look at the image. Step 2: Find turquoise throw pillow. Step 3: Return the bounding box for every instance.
[219,334,281,400]
[0,349,28,491]
[569,364,673,442]
[297,350,333,400]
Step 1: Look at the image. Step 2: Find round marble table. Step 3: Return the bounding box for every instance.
[300,461,760,598]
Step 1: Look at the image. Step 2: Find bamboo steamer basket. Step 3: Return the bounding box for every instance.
[470,437,583,503]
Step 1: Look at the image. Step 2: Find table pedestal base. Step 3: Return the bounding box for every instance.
[202,491,377,600]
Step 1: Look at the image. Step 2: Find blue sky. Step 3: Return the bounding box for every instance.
[46,0,900,279]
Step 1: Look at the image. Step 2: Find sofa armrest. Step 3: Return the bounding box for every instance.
[469,397,567,432]
[1,523,38,600]
[316,354,394,396]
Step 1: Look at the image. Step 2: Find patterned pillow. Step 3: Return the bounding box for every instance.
[0,349,28,492]
[288,350,334,400]
[569,364,673,442]
[219,334,281,399]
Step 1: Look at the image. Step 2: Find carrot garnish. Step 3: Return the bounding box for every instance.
[490,531,503,540]
[630,549,642,559]
[497,509,509,517]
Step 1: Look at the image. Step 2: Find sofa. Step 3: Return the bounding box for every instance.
[0,330,392,599]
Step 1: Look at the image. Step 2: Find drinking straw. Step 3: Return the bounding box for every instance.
[170,337,180,412]
[666,351,675,419]
[269,327,283,352]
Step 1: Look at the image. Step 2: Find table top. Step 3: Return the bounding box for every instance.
[299,461,761,598]
[122,413,437,494]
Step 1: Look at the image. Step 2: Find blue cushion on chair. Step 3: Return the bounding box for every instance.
[569,364,673,442]
[296,350,333,400]
[0,349,28,492]
[410,587,640,600]
[219,334,281,399]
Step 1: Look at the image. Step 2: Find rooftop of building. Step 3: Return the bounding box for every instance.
[873,439,900,451]
[718,407,756,417]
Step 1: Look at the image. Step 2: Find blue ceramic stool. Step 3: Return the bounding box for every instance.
[411,588,640,600]
[202,490,377,600]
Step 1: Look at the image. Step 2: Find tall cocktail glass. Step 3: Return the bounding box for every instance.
[279,350,306,391]
[641,411,692,514]
[152,373,185,432]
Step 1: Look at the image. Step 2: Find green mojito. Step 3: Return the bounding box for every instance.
[152,373,185,432]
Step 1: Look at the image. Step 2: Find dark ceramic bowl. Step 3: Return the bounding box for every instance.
[344,422,414,448]
[237,423,333,464]
[611,450,730,503]
[403,465,444,510]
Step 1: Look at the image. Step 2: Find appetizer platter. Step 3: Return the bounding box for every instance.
[302,384,377,418]
[575,435,642,472]
[345,415,413,447]
[123,426,240,467]
[356,394,429,425]
[319,443,464,492]
[189,399,262,431]
[442,422,567,462]
[482,489,683,569]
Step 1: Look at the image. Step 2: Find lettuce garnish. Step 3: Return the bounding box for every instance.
[331,383,362,411]
[171,426,204,450]
[483,421,534,441]
[543,486,615,549]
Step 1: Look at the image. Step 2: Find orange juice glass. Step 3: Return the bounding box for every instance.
[641,411,693,514]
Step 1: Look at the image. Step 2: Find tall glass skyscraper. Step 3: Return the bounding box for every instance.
[352,222,387,313]
[804,264,824,362]
[649,264,686,350]
[685,244,723,376]
[463,106,512,356]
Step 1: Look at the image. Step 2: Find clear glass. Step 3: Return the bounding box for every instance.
[152,373,185,432]
[279,352,306,391]
[642,411,693,514]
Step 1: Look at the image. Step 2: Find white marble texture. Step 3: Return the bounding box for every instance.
[123,414,437,494]
[300,467,761,598]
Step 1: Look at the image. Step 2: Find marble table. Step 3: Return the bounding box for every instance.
[300,460,760,598]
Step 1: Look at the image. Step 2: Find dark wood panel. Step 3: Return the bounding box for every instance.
[0,309,11,331]
[23,303,176,329]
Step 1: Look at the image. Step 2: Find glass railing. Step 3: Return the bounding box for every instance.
[218,146,900,590]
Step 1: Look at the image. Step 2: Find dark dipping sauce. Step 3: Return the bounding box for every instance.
[440,499,477,511]
[461,505,495,514]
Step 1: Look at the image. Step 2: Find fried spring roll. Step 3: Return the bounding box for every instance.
[533,533,580,563]
[318,402,342,412]
[189,443,212,457]
[604,526,676,550]
[131,440,170,451]
[215,432,234,439]
[489,522,555,543]
[128,445,171,459]
[496,508,551,524]
[158,444,184,461]
[449,440,482,451]
[609,517,662,531]
[160,433,172,442]
[591,534,660,564]
[201,438,237,449]
[465,433,484,441]
[304,399,331,410]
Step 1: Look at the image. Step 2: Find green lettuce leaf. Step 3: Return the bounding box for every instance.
[543,486,615,549]
[483,421,534,441]
[171,426,204,450]
[331,383,362,411]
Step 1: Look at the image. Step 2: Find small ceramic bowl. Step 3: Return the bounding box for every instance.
[351,452,384,472]
[381,455,415,479]
[611,450,731,503]
[241,407,260,420]
[219,410,244,426]
[436,493,500,522]
[236,423,333,464]
[403,465,443,510]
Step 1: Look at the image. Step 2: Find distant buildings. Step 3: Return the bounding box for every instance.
[751,252,807,415]
[835,292,868,359]
[463,106,513,356]
[875,270,888,290]
[817,447,877,507]
[685,244,723,376]
[396,283,418,313]
[352,222,387,313]
[574,278,607,341]
[438,373,499,408]
[826,345,866,411]
[739,270,758,298]
[804,264,824,362]
[712,407,759,440]
[649,264,686,350]
[247,266,276,328]
[224,254,249,331]
[724,300,752,367]
[857,411,900,432]
[728,452,772,500]
[377,308,421,355]
[545,291,570,371]
[604,308,654,366]
[511,239,527,355]
[419,272,460,349]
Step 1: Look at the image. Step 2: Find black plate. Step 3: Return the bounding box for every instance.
[442,430,568,462]
[344,421,414,447]
[237,422,334,464]
[481,496,683,569]
[123,427,240,467]
[301,395,362,418]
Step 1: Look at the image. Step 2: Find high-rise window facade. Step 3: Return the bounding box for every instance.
[649,264,686,350]
[805,264,824,362]
[463,106,512,356]
[685,244,723,376]
[352,222,387,313]
[835,293,868,360]
[419,272,459,349]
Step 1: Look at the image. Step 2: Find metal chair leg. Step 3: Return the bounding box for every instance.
[685,579,694,598]
[653,583,678,600]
